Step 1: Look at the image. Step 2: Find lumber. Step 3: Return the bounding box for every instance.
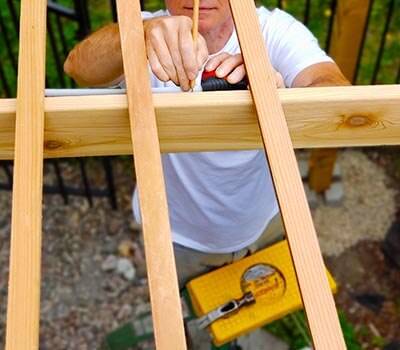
[115,0,186,349]
[5,0,47,349]
[309,0,372,192]
[308,149,339,193]
[329,0,372,83]
[229,0,346,348]
[0,85,399,159]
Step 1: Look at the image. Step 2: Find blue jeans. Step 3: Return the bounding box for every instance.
[173,213,284,289]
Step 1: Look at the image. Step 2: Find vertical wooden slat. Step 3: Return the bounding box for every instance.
[309,0,371,193]
[329,0,372,83]
[115,0,186,349]
[5,1,47,349]
[229,0,346,348]
[308,148,339,193]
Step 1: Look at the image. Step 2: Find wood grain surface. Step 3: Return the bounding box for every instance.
[229,0,346,347]
[309,0,372,193]
[329,0,372,83]
[5,1,47,349]
[0,85,399,159]
[116,0,186,348]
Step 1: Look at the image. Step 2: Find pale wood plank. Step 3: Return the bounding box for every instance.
[309,0,371,192]
[308,149,339,193]
[229,0,346,348]
[329,0,372,83]
[0,85,399,159]
[5,1,47,349]
[115,0,186,348]
[0,86,399,157]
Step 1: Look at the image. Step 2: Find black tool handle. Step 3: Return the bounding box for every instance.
[201,76,248,91]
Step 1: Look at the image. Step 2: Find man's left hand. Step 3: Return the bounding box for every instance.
[205,53,285,88]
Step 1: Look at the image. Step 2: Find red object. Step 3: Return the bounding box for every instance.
[201,69,223,81]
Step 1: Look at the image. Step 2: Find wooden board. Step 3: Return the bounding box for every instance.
[229,0,346,348]
[5,1,47,349]
[309,0,372,192]
[329,0,372,83]
[0,85,399,159]
[115,0,186,348]
[308,149,339,193]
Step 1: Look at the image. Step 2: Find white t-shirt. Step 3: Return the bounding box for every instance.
[133,7,333,253]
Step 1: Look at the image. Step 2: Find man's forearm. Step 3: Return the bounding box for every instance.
[292,62,351,88]
[306,70,351,87]
[64,23,124,87]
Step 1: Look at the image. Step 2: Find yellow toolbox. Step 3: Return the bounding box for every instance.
[186,240,337,346]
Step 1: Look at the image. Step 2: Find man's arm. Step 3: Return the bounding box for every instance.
[64,17,208,90]
[64,23,124,87]
[292,62,350,87]
[204,54,347,89]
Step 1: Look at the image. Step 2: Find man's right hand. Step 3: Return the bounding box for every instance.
[143,16,209,91]
[64,16,208,89]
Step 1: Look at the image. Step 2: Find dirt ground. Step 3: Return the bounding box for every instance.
[0,147,399,349]
[325,148,400,350]
[326,240,400,349]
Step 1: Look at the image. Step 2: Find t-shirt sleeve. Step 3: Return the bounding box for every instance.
[261,9,333,87]
[141,9,168,19]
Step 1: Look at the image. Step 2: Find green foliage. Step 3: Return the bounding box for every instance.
[265,310,364,350]
[257,0,333,51]
[264,311,310,350]
[358,326,370,337]
[45,0,116,89]
[394,297,400,313]
[356,0,400,85]
[0,0,398,97]
[143,0,166,12]
[0,0,20,97]
[338,311,363,350]
[371,335,387,348]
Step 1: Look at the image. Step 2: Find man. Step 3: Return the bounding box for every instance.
[64,1,349,288]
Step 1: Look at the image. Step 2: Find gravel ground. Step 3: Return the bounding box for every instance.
[312,149,396,257]
[0,148,398,349]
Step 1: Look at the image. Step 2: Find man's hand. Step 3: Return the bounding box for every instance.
[205,53,285,88]
[144,16,208,91]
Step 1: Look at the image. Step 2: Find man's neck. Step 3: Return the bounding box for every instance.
[202,20,234,54]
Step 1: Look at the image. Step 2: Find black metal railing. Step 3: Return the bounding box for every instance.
[2,0,398,96]
[0,0,119,208]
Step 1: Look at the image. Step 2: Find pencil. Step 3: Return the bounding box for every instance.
[190,0,199,90]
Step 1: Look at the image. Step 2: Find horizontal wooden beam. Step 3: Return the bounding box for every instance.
[0,85,399,159]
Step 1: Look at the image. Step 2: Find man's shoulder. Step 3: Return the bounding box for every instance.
[257,6,298,26]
